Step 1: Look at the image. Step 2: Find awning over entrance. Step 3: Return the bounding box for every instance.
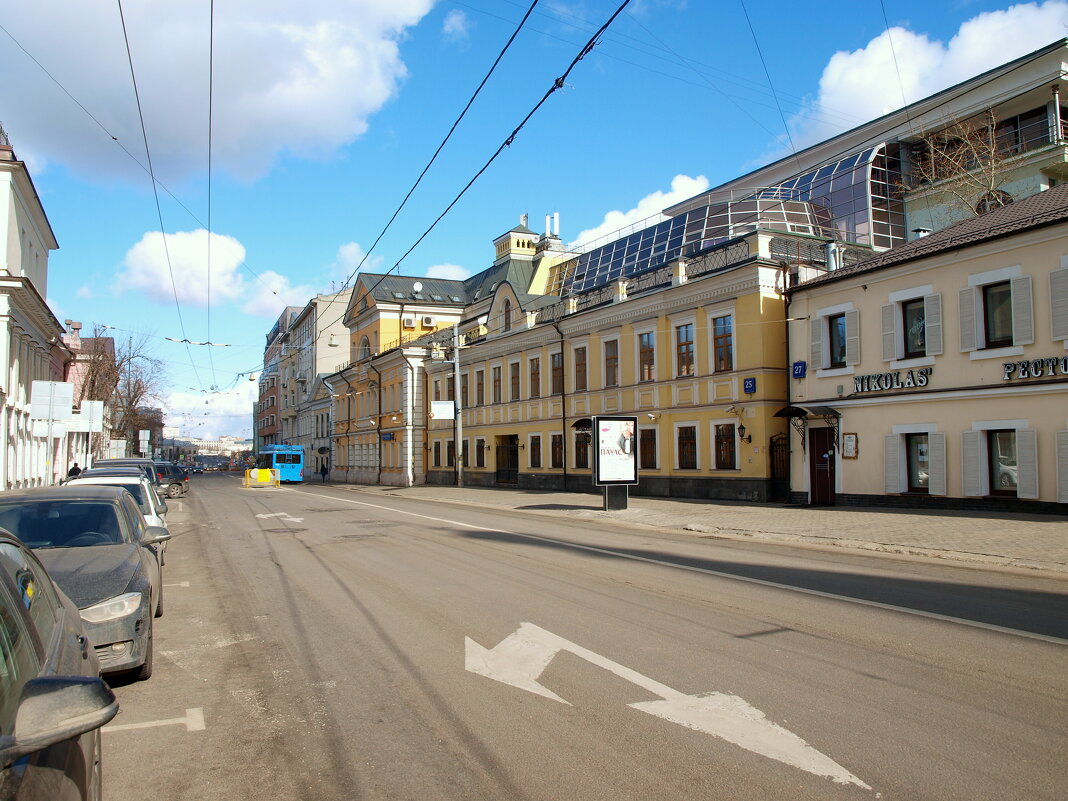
[571,418,593,432]
[774,406,840,452]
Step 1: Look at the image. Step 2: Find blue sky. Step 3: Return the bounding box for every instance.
[3,0,1067,438]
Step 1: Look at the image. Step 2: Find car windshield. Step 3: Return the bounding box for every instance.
[0,501,129,548]
[77,482,150,514]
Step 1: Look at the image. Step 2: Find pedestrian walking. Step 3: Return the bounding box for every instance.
[67,462,81,478]
[319,463,329,483]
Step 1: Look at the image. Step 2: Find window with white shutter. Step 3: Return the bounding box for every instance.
[1057,431,1068,503]
[1016,429,1038,500]
[959,287,977,352]
[927,432,947,496]
[924,294,943,356]
[881,304,896,362]
[1010,276,1034,346]
[1050,269,1068,341]
[961,431,982,496]
[810,318,823,369]
[845,310,860,365]
[884,435,901,493]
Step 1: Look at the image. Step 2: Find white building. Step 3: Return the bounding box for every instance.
[0,128,67,488]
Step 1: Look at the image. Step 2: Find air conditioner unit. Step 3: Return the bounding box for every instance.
[402,317,416,328]
[421,315,435,327]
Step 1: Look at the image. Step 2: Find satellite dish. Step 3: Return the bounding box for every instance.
[317,446,330,454]
[413,281,423,292]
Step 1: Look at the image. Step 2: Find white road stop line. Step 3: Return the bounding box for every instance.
[104,707,205,733]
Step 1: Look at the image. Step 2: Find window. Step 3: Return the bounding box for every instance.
[492,366,502,404]
[987,430,1017,496]
[551,434,563,468]
[503,299,512,331]
[677,425,697,469]
[476,370,485,406]
[475,439,486,468]
[604,340,619,387]
[446,375,455,401]
[530,435,542,468]
[901,299,926,359]
[510,362,520,401]
[573,347,586,391]
[983,282,1013,349]
[905,433,930,493]
[828,313,847,368]
[462,440,470,468]
[637,333,655,382]
[551,353,564,395]
[712,315,733,372]
[959,273,1033,353]
[446,440,455,468]
[675,324,695,377]
[639,428,657,469]
[433,441,441,467]
[461,374,469,408]
[433,380,441,402]
[714,424,736,470]
[529,357,540,399]
[575,434,590,469]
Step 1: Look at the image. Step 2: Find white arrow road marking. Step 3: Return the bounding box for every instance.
[254,512,304,523]
[104,707,206,733]
[466,623,869,789]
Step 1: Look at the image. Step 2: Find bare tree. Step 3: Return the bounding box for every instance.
[907,111,1015,216]
[111,333,166,451]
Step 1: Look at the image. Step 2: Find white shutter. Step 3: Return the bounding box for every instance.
[1016,428,1038,500]
[961,431,982,496]
[884,435,901,493]
[1051,269,1068,341]
[881,304,896,362]
[959,287,977,352]
[924,293,943,356]
[1057,431,1068,503]
[1010,275,1034,345]
[928,432,947,496]
[845,309,860,365]
[810,318,823,369]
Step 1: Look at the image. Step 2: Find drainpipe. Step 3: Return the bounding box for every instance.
[399,351,416,487]
[1053,84,1063,145]
[370,363,383,485]
[341,373,357,483]
[782,263,794,504]
[551,321,568,488]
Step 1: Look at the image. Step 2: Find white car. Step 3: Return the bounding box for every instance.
[66,472,170,563]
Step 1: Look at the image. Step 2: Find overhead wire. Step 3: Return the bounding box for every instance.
[205,0,219,390]
[116,0,204,392]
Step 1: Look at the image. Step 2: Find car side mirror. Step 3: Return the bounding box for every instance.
[142,525,172,545]
[0,676,118,768]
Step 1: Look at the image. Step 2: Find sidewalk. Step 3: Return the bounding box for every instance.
[334,483,1068,575]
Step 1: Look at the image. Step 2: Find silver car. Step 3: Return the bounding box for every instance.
[0,486,170,681]
[66,471,170,563]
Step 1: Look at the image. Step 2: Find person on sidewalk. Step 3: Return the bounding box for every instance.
[67,462,81,478]
[319,463,329,484]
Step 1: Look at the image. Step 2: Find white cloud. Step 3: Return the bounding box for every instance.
[424,263,470,280]
[330,241,383,284]
[442,10,471,45]
[570,174,710,248]
[1,0,434,182]
[76,286,94,300]
[117,229,316,317]
[164,382,258,438]
[791,1,1068,148]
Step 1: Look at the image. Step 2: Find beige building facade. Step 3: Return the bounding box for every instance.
[786,183,1068,512]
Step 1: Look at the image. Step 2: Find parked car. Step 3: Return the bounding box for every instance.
[90,458,162,493]
[153,462,190,498]
[0,486,170,680]
[65,472,170,564]
[0,528,119,800]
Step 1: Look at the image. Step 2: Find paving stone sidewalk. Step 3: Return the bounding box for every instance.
[340,483,1068,575]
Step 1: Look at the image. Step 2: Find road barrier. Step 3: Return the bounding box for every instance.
[243,468,280,488]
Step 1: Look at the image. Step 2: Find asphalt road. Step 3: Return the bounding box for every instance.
[103,473,1068,800]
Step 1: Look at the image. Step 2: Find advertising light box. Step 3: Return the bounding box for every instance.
[593,415,638,486]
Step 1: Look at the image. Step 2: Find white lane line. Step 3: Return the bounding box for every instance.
[164,581,190,587]
[286,488,1068,646]
[104,707,205,733]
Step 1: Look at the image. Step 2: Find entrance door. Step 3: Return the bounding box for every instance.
[769,433,789,502]
[808,427,836,506]
[495,435,519,485]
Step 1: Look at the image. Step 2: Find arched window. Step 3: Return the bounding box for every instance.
[503,300,512,331]
[358,336,371,359]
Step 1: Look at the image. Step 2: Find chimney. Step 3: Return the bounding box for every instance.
[553,212,560,237]
[912,228,932,239]
[520,213,529,228]
[545,214,552,237]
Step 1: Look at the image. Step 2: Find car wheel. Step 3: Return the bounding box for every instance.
[89,728,103,801]
[135,622,153,681]
[167,483,182,498]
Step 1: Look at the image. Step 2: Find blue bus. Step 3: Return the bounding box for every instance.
[256,445,304,483]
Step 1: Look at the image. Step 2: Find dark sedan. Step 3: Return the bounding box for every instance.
[0,529,118,800]
[0,486,170,680]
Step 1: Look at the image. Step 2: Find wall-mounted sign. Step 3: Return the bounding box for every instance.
[381,432,395,441]
[1003,356,1068,381]
[791,361,807,379]
[841,433,858,459]
[853,367,932,394]
[743,377,757,394]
